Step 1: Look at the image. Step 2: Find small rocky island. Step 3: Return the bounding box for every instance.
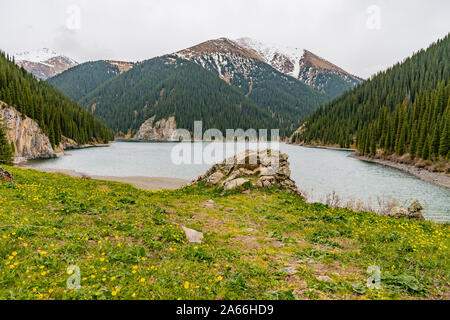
[190,149,303,196]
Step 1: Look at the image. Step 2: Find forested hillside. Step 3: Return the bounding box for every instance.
[292,34,449,165]
[176,38,330,134]
[47,61,121,101]
[0,52,113,147]
[80,56,276,135]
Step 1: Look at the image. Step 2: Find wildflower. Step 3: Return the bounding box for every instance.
[184,281,189,289]
[140,278,146,283]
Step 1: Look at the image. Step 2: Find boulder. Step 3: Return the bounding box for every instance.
[408,199,423,213]
[0,166,15,183]
[182,226,203,243]
[389,206,409,219]
[389,200,425,221]
[224,178,250,190]
[190,149,303,196]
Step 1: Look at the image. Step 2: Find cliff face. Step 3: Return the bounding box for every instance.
[133,116,177,141]
[0,101,56,162]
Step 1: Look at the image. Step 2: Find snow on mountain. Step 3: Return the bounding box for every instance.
[14,49,78,80]
[235,37,363,97]
[15,48,59,63]
[235,37,303,78]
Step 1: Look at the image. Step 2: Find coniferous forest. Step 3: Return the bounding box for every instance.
[47,61,122,102]
[79,56,281,136]
[292,34,449,165]
[0,51,114,148]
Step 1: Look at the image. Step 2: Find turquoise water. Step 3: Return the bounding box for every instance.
[26,141,450,222]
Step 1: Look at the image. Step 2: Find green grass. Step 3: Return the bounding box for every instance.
[0,166,448,300]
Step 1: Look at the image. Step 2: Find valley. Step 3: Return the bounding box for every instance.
[0,17,448,303]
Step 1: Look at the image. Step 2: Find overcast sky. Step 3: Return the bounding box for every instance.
[0,0,449,78]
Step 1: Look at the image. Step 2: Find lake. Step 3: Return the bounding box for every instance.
[25,141,450,222]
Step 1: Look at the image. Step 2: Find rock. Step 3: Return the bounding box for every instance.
[257,175,277,188]
[0,101,56,162]
[0,166,15,183]
[224,178,250,190]
[190,149,303,196]
[207,171,224,185]
[203,200,215,208]
[389,206,409,219]
[389,203,425,221]
[133,115,177,141]
[182,226,203,243]
[281,266,296,275]
[408,199,423,213]
[316,275,332,282]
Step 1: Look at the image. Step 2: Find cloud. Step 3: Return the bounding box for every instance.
[0,0,449,78]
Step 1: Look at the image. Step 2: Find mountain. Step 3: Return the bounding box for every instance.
[292,35,449,169]
[48,60,134,101]
[175,38,330,134]
[79,55,276,136]
[235,37,363,98]
[14,48,78,80]
[0,51,113,152]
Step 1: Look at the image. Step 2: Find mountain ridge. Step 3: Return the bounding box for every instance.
[15,48,78,80]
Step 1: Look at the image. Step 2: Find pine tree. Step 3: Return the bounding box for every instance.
[0,123,13,165]
[439,119,449,157]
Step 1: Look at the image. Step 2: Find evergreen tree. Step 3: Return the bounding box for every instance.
[294,34,449,164]
[0,123,13,165]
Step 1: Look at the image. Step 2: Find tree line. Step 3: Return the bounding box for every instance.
[293,34,449,162]
[0,51,114,151]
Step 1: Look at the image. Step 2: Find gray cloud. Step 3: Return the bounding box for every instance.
[1,0,449,78]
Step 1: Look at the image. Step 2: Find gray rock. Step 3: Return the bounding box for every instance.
[408,199,423,213]
[281,266,296,275]
[203,200,215,208]
[389,206,409,218]
[133,115,177,141]
[190,149,302,196]
[316,275,332,282]
[389,204,425,221]
[1,101,56,161]
[0,166,15,183]
[182,226,203,243]
[224,178,250,190]
[207,171,224,185]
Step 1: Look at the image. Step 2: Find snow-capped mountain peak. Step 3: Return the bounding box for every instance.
[235,37,303,78]
[235,37,363,97]
[13,48,78,80]
[14,48,59,63]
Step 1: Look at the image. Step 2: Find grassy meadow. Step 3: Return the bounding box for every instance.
[0,166,448,300]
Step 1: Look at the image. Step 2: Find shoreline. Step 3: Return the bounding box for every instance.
[288,142,356,152]
[18,167,188,191]
[351,154,450,189]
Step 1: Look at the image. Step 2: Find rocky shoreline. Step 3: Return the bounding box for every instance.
[351,154,450,189]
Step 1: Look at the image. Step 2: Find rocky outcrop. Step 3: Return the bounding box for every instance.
[0,102,56,162]
[190,149,303,196]
[388,199,425,221]
[0,166,15,183]
[133,116,177,141]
